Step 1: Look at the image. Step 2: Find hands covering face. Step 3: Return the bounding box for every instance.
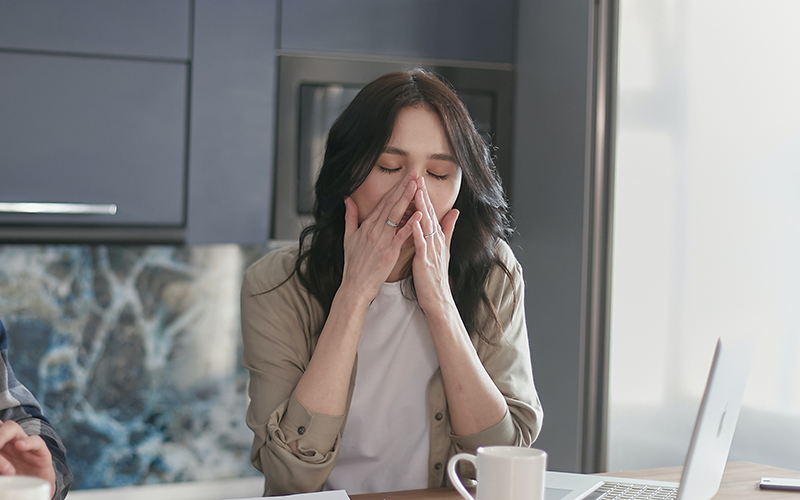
[407,176,460,313]
[0,419,56,498]
[342,171,459,311]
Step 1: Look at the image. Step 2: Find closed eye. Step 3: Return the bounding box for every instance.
[378,165,401,174]
[427,171,448,180]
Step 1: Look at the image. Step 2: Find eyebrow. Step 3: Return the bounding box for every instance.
[383,146,457,164]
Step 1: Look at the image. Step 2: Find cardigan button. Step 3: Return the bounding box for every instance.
[297,426,306,435]
[435,412,443,421]
[434,462,443,470]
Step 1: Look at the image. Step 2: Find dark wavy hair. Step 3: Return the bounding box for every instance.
[294,69,515,344]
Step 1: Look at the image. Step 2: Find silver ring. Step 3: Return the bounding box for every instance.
[386,218,399,228]
[424,231,436,239]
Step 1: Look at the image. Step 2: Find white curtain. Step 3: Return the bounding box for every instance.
[608,0,800,471]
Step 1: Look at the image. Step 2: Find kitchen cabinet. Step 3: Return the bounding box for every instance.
[0,0,190,59]
[1,0,512,244]
[0,0,277,244]
[185,0,277,244]
[0,0,191,241]
[280,0,517,64]
[0,52,187,228]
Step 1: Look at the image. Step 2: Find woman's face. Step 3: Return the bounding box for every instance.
[350,106,463,247]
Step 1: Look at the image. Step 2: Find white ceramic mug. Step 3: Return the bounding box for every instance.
[447,446,547,500]
[0,476,50,500]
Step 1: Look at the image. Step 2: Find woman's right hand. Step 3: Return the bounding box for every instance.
[341,172,421,302]
[292,173,421,419]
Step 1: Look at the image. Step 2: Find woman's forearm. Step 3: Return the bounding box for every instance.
[424,301,508,436]
[294,286,371,417]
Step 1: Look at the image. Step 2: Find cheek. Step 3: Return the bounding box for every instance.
[430,182,461,222]
[349,192,370,223]
[352,196,375,224]
[351,178,392,223]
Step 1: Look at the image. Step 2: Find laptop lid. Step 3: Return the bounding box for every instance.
[676,336,756,500]
[544,336,756,500]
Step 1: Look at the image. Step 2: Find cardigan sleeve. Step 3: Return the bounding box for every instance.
[240,247,346,495]
[449,240,544,452]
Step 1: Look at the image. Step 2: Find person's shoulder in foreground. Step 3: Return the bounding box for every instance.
[0,320,73,500]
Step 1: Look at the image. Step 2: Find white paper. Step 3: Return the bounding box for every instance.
[231,490,351,500]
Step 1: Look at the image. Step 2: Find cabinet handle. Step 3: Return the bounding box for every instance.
[0,202,118,215]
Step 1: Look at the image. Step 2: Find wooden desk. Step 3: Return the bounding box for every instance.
[350,462,800,500]
[600,461,800,500]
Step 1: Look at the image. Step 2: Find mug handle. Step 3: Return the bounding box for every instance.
[447,453,478,500]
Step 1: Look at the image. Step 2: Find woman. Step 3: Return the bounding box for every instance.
[241,69,543,495]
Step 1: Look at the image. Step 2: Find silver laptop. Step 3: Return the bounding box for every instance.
[542,336,756,500]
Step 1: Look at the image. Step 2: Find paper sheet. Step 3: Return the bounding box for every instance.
[230,490,351,500]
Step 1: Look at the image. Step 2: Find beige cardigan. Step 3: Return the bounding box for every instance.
[241,240,543,495]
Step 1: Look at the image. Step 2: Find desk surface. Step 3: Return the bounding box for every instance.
[350,462,800,500]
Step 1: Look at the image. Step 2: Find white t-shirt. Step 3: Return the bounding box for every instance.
[325,280,440,494]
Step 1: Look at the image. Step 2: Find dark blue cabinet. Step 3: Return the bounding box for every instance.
[0,0,190,59]
[0,0,509,244]
[0,52,187,227]
[186,0,277,244]
[280,0,517,64]
[0,0,192,240]
[0,0,277,244]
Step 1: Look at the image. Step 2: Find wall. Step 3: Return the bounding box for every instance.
[0,244,270,489]
[512,0,596,472]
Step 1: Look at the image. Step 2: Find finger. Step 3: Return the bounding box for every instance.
[418,178,439,236]
[343,196,358,242]
[415,188,436,238]
[382,174,418,228]
[392,211,421,249]
[0,453,16,475]
[15,435,49,457]
[0,420,24,449]
[409,215,428,253]
[441,209,460,248]
[363,172,414,226]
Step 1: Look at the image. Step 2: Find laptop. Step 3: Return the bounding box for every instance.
[542,336,756,500]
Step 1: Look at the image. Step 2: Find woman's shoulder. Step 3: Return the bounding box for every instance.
[484,238,524,294]
[493,238,522,274]
[242,243,301,295]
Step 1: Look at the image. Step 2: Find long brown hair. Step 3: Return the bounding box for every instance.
[294,69,514,344]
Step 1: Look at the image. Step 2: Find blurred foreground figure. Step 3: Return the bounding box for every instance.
[0,320,73,500]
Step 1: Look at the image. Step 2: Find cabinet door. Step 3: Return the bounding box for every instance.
[0,0,189,59]
[280,0,516,64]
[0,52,187,226]
[186,0,278,244]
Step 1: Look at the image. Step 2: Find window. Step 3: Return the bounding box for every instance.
[608,0,800,470]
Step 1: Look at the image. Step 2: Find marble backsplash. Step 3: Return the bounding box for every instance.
[0,243,272,490]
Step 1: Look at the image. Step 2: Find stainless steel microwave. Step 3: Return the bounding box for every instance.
[272,53,514,242]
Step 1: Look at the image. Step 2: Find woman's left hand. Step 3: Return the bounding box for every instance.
[410,179,509,438]
[410,178,460,315]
